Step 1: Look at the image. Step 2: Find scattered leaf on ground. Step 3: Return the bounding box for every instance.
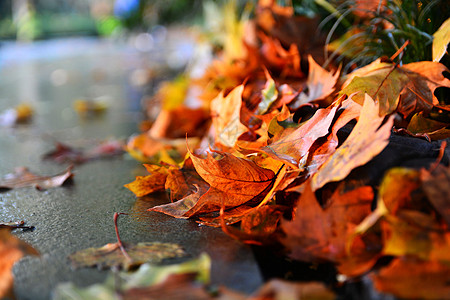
[0,166,73,191]
[69,241,185,270]
[43,140,125,164]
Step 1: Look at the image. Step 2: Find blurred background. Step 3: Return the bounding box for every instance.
[0,0,204,40]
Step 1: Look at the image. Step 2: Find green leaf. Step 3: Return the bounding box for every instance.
[257,72,278,115]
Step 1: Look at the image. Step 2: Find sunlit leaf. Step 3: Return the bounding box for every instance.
[211,84,248,148]
[432,17,450,62]
[262,104,338,168]
[311,94,394,190]
[190,150,275,197]
[293,55,340,107]
[339,66,408,116]
[124,164,169,197]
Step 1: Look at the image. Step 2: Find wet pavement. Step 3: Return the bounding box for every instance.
[0,36,263,299]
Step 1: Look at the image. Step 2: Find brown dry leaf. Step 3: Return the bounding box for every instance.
[311,94,394,191]
[407,112,450,140]
[220,205,286,245]
[190,150,275,197]
[306,98,361,175]
[210,84,248,148]
[261,104,338,169]
[69,242,185,271]
[43,140,124,164]
[292,55,340,108]
[398,61,450,118]
[0,166,73,190]
[165,158,207,202]
[124,165,169,197]
[421,164,450,226]
[282,180,374,265]
[0,228,39,299]
[149,184,214,218]
[371,257,450,300]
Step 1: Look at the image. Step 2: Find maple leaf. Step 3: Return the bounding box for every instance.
[311,94,394,191]
[399,61,450,118]
[210,84,248,148]
[407,112,450,140]
[164,158,207,202]
[292,55,340,108]
[0,228,39,299]
[340,59,450,118]
[125,132,199,164]
[69,241,185,271]
[124,165,169,197]
[151,151,279,219]
[190,150,275,197]
[339,61,409,116]
[282,180,374,265]
[371,257,450,300]
[0,166,73,190]
[306,98,361,175]
[261,104,338,168]
[69,212,185,271]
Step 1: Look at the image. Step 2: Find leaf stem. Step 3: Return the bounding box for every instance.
[113,212,132,262]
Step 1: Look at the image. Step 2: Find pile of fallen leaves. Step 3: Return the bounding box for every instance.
[124,0,450,298]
